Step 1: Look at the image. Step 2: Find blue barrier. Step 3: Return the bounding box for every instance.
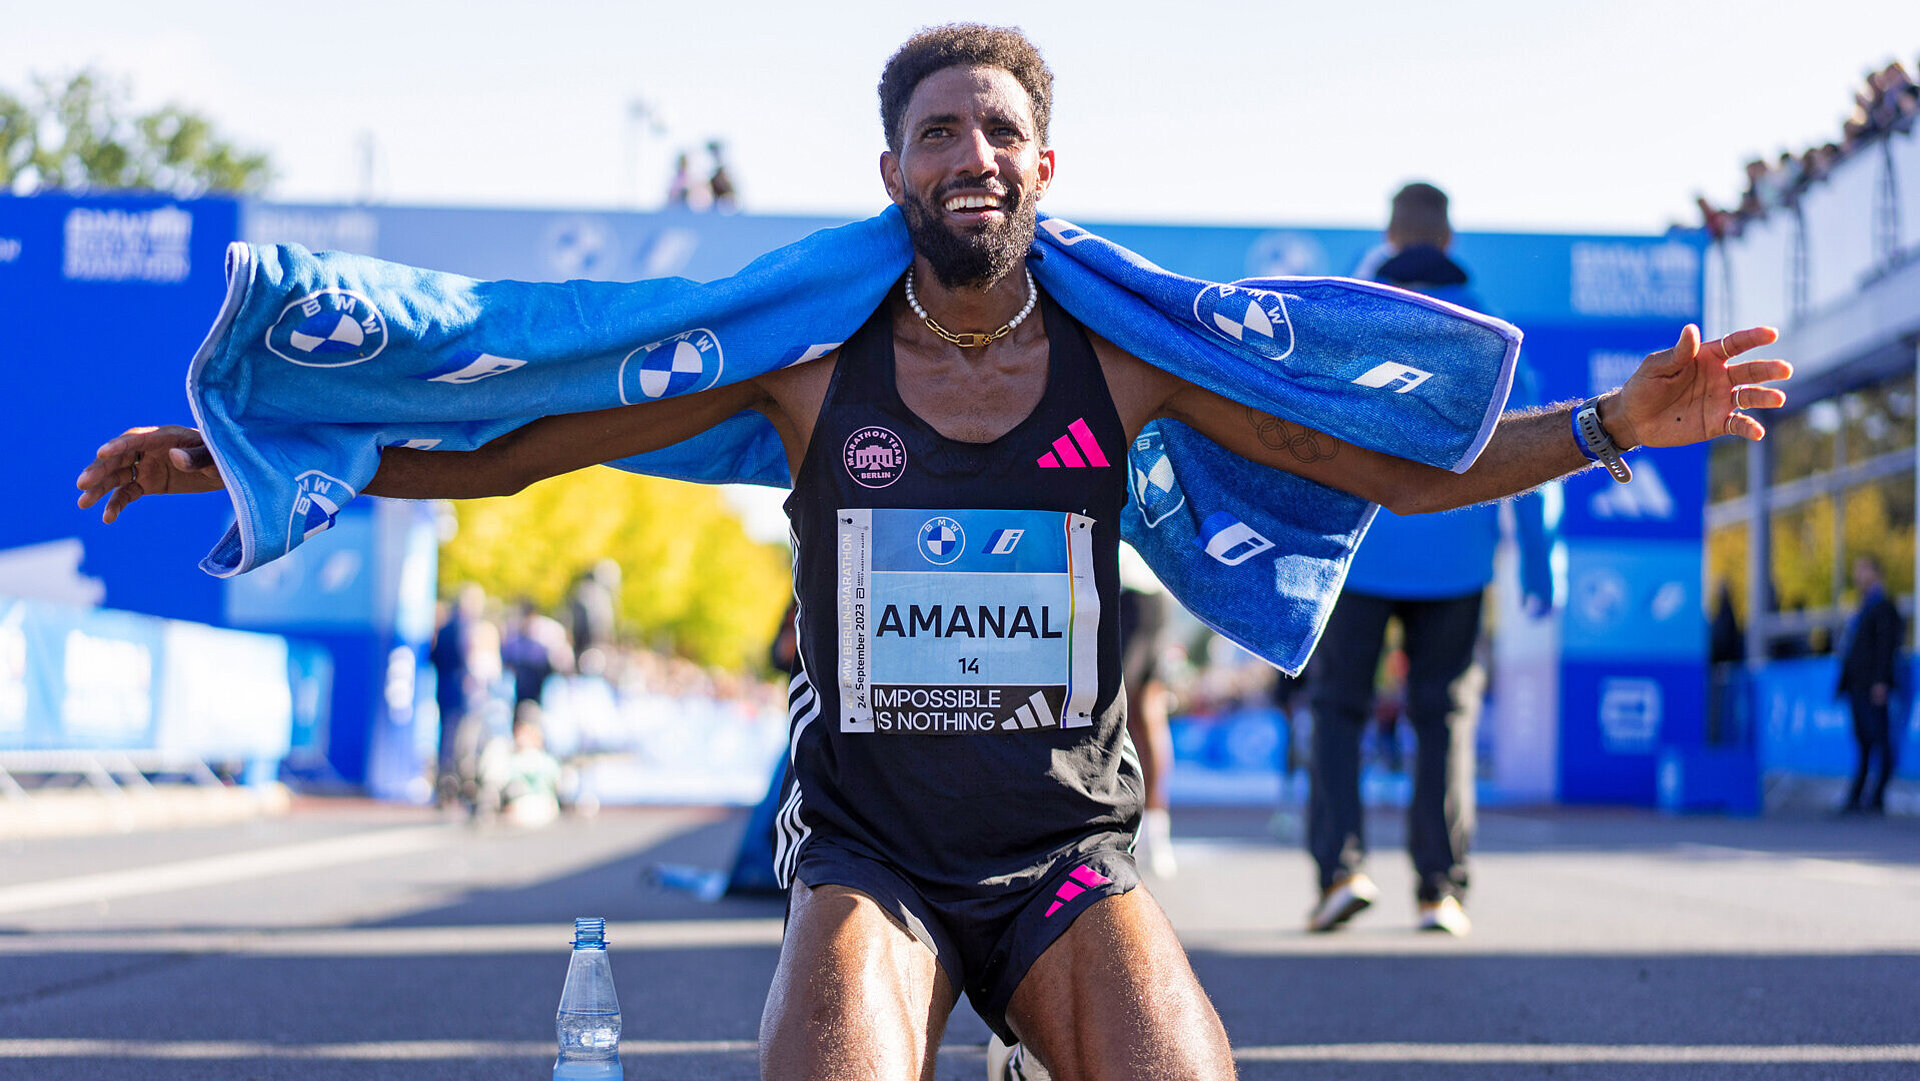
[1752,655,1918,780]
[0,596,301,780]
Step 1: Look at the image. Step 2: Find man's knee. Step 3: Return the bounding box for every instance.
[760,883,952,1081]
[1007,891,1235,1080]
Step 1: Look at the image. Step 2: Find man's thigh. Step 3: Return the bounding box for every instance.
[1397,592,1484,721]
[1309,591,1395,715]
[1003,888,1235,1081]
[760,881,958,1081]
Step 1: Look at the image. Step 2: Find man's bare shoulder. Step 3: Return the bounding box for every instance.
[755,349,839,397]
[751,349,840,434]
[1084,328,1183,437]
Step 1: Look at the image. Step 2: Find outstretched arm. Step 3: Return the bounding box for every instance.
[78,377,777,522]
[366,377,773,498]
[1156,324,1790,513]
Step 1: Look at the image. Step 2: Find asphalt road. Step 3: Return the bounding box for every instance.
[2,797,1918,1080]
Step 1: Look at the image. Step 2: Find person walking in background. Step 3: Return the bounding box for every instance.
[500,597,574,707]
[1304,182,1557,936]
[566,560,621,676]
[1837,554,1904,815]
[429,584,501,809]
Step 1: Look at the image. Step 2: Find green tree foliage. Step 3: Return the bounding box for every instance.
[436,467,792,670]
[0,70,270,196]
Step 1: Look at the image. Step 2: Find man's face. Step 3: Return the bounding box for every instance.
[1853,557,1880,593]
[881,64,1053,290]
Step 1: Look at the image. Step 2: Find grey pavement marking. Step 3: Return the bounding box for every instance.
[4,1039,1916,1065]
[0,825,453,916]
[0,920,786,955]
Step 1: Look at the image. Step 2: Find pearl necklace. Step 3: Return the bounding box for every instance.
[904,266,1037,349]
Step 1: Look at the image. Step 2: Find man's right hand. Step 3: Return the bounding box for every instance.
[76,425,225,523]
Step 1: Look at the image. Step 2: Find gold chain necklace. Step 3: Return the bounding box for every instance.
[904,266,1037,349]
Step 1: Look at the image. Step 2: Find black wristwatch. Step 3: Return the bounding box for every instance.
[1572,397,1632,483]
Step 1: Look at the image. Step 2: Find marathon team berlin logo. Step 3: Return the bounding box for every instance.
[1192,284,1296,361]
[844,426,906,488]
[267,289,389,367]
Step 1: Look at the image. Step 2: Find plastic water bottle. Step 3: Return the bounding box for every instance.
[553,917,623,1080]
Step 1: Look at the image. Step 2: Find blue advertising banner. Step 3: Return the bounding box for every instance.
[2,195,241,626]
[1560,540,1708,662]
[1560,659,1708,804]
[1754,656,1920,780]
[0,596,294,764]
[1510,233,1709,805]
[11,191,1712,803]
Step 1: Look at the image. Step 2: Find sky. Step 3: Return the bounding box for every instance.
[8,1,1918,234]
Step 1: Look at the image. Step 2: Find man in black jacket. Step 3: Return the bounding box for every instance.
[1837,555,1904,814]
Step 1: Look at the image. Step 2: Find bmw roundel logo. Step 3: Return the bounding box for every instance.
[1193,284,1295,361]
[618,328,725,404]
[267,290,389,367]
[917,516,965,565]
[286,469,355,550]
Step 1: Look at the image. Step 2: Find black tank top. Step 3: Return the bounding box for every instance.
[776,290,1140,895]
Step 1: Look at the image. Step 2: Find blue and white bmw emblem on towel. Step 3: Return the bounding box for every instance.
[619,328,724,404]
[1129,429,1185,529]
[287,470,354,550]
[917,516,965,565]
[1193,284,1295,361]
[267,290,388,367]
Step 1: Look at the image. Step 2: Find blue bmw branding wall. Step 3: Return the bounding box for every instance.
[5,194,1705,803]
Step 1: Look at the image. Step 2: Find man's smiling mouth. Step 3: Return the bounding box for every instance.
[942,191,1008,218]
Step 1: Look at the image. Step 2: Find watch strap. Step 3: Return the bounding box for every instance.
[1574,397,1633,483]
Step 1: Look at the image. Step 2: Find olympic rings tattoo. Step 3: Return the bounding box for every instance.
[1245,406,1338,464]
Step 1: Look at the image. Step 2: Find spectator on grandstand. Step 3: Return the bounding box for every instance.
[1886,62,1919,132]
[707,140,738,212]
[1762,152,1801,208]
[1737,159,1770,220]
[667,152,702,209]
[1696,196,1734,240]
[1809,142,1843,184]
[1860,62,1913,136]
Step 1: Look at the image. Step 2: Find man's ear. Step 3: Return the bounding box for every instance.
[880,150,906,207]
[1034,147,1055,201]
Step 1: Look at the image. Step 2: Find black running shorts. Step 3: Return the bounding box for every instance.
[794,840,1140,1042]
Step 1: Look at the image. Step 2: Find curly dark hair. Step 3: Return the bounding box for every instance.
[878,24,1054,154]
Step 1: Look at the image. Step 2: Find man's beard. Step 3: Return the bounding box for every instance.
[900,183,1037,290]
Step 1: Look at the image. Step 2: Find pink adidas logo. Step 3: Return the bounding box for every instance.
[1044,863,1112,917]
[1037,418,1110,469]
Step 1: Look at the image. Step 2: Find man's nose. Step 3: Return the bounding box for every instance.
[955,128,999,176]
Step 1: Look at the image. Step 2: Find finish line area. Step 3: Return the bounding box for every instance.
[2,803,1916,1080]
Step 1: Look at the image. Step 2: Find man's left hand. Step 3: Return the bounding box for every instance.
[1607,325,1791,449]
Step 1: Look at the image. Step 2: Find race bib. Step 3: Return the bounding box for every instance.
[835,508,1099,734]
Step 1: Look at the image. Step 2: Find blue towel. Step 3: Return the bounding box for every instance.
[186,207,1520,674]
